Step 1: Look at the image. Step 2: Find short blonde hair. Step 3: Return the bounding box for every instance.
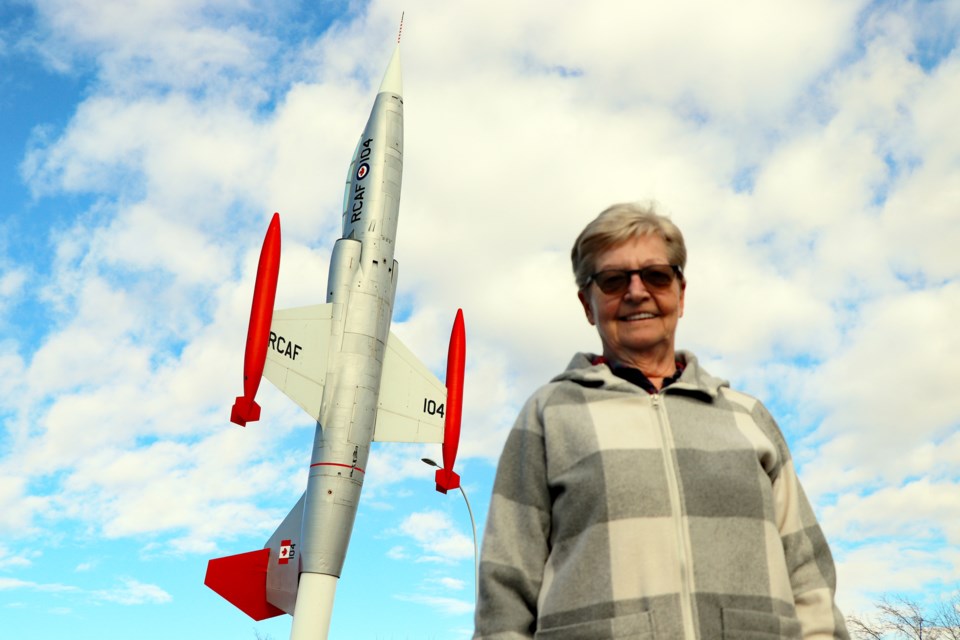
[571,202,687,289]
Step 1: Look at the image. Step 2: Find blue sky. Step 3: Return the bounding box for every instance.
[2,1,959,638]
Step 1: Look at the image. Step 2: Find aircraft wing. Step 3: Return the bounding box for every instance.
[263,304,445,443]
[374,331,446,443]
[263,304,336,421]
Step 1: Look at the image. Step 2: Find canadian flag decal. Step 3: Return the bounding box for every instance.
[279,540,293,565]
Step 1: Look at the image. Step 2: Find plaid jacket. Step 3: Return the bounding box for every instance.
[474,352,847,639]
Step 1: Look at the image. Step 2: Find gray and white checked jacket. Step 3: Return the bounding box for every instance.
[474,352,847,639]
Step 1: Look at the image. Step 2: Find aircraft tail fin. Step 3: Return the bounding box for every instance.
[204,549,285,621]
[206,492,306,618]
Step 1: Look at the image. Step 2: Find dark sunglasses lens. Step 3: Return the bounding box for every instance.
[641,267,675,289]
[594,272,629,293]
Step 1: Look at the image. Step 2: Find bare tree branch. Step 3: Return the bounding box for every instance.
[876,596,935,639]
[847,614,886,640]
[934,598,960,640]
[845,594,960,640]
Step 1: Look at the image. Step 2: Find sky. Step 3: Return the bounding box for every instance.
[1,0,958,638]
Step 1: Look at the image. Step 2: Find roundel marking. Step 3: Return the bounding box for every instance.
[356,163,370,180]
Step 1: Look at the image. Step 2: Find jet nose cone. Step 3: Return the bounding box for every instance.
[378,45,402,96]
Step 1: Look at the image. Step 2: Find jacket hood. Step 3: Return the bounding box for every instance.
[552,350,728,401]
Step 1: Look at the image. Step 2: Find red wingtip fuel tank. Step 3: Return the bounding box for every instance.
[231,213,281,427]
[436,309,465,494]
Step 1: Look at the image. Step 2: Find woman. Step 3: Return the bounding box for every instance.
[474,203,847,639]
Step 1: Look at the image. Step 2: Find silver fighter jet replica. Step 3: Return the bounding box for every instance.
[205,43,466,640]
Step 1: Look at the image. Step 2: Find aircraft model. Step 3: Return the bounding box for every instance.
[204,41,466,640]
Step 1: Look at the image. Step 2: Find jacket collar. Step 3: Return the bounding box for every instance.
[552,350,727,401]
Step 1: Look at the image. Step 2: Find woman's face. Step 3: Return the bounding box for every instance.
[577,234,685,365]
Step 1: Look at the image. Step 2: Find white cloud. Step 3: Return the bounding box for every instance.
[386,545,407,560]
[93,577,172,605]
[51,427,306,547]
[362,443,442,500]
[0,577,79,593]
[799,284,960,500]
[29,0,278,90]
[397,510,474,563]
[0,474,49,534]
[0,267,27,299]
[835,543,957,614]
[436,576,465,591]
[394,593,474,616]
[822,479,960,546]
[0,544,34,570]
[0,345,27,429]
[0,575,171,606]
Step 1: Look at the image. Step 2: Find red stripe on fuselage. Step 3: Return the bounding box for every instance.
[310,462,365,474]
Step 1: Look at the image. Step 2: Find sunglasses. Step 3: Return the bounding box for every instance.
[587,264,683,295]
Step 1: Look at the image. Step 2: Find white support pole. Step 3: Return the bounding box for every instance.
[289,573,338,640]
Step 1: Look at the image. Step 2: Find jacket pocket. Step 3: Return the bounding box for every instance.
[535,611,655,639]
[721,607,802,640]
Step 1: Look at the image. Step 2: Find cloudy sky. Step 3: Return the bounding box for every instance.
[1,0,958,638]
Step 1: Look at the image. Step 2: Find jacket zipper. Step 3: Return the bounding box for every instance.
[651,392,698,639]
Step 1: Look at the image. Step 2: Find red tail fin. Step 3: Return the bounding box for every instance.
[204,549,285,621]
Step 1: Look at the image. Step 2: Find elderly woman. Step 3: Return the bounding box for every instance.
[474,203,847,639]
